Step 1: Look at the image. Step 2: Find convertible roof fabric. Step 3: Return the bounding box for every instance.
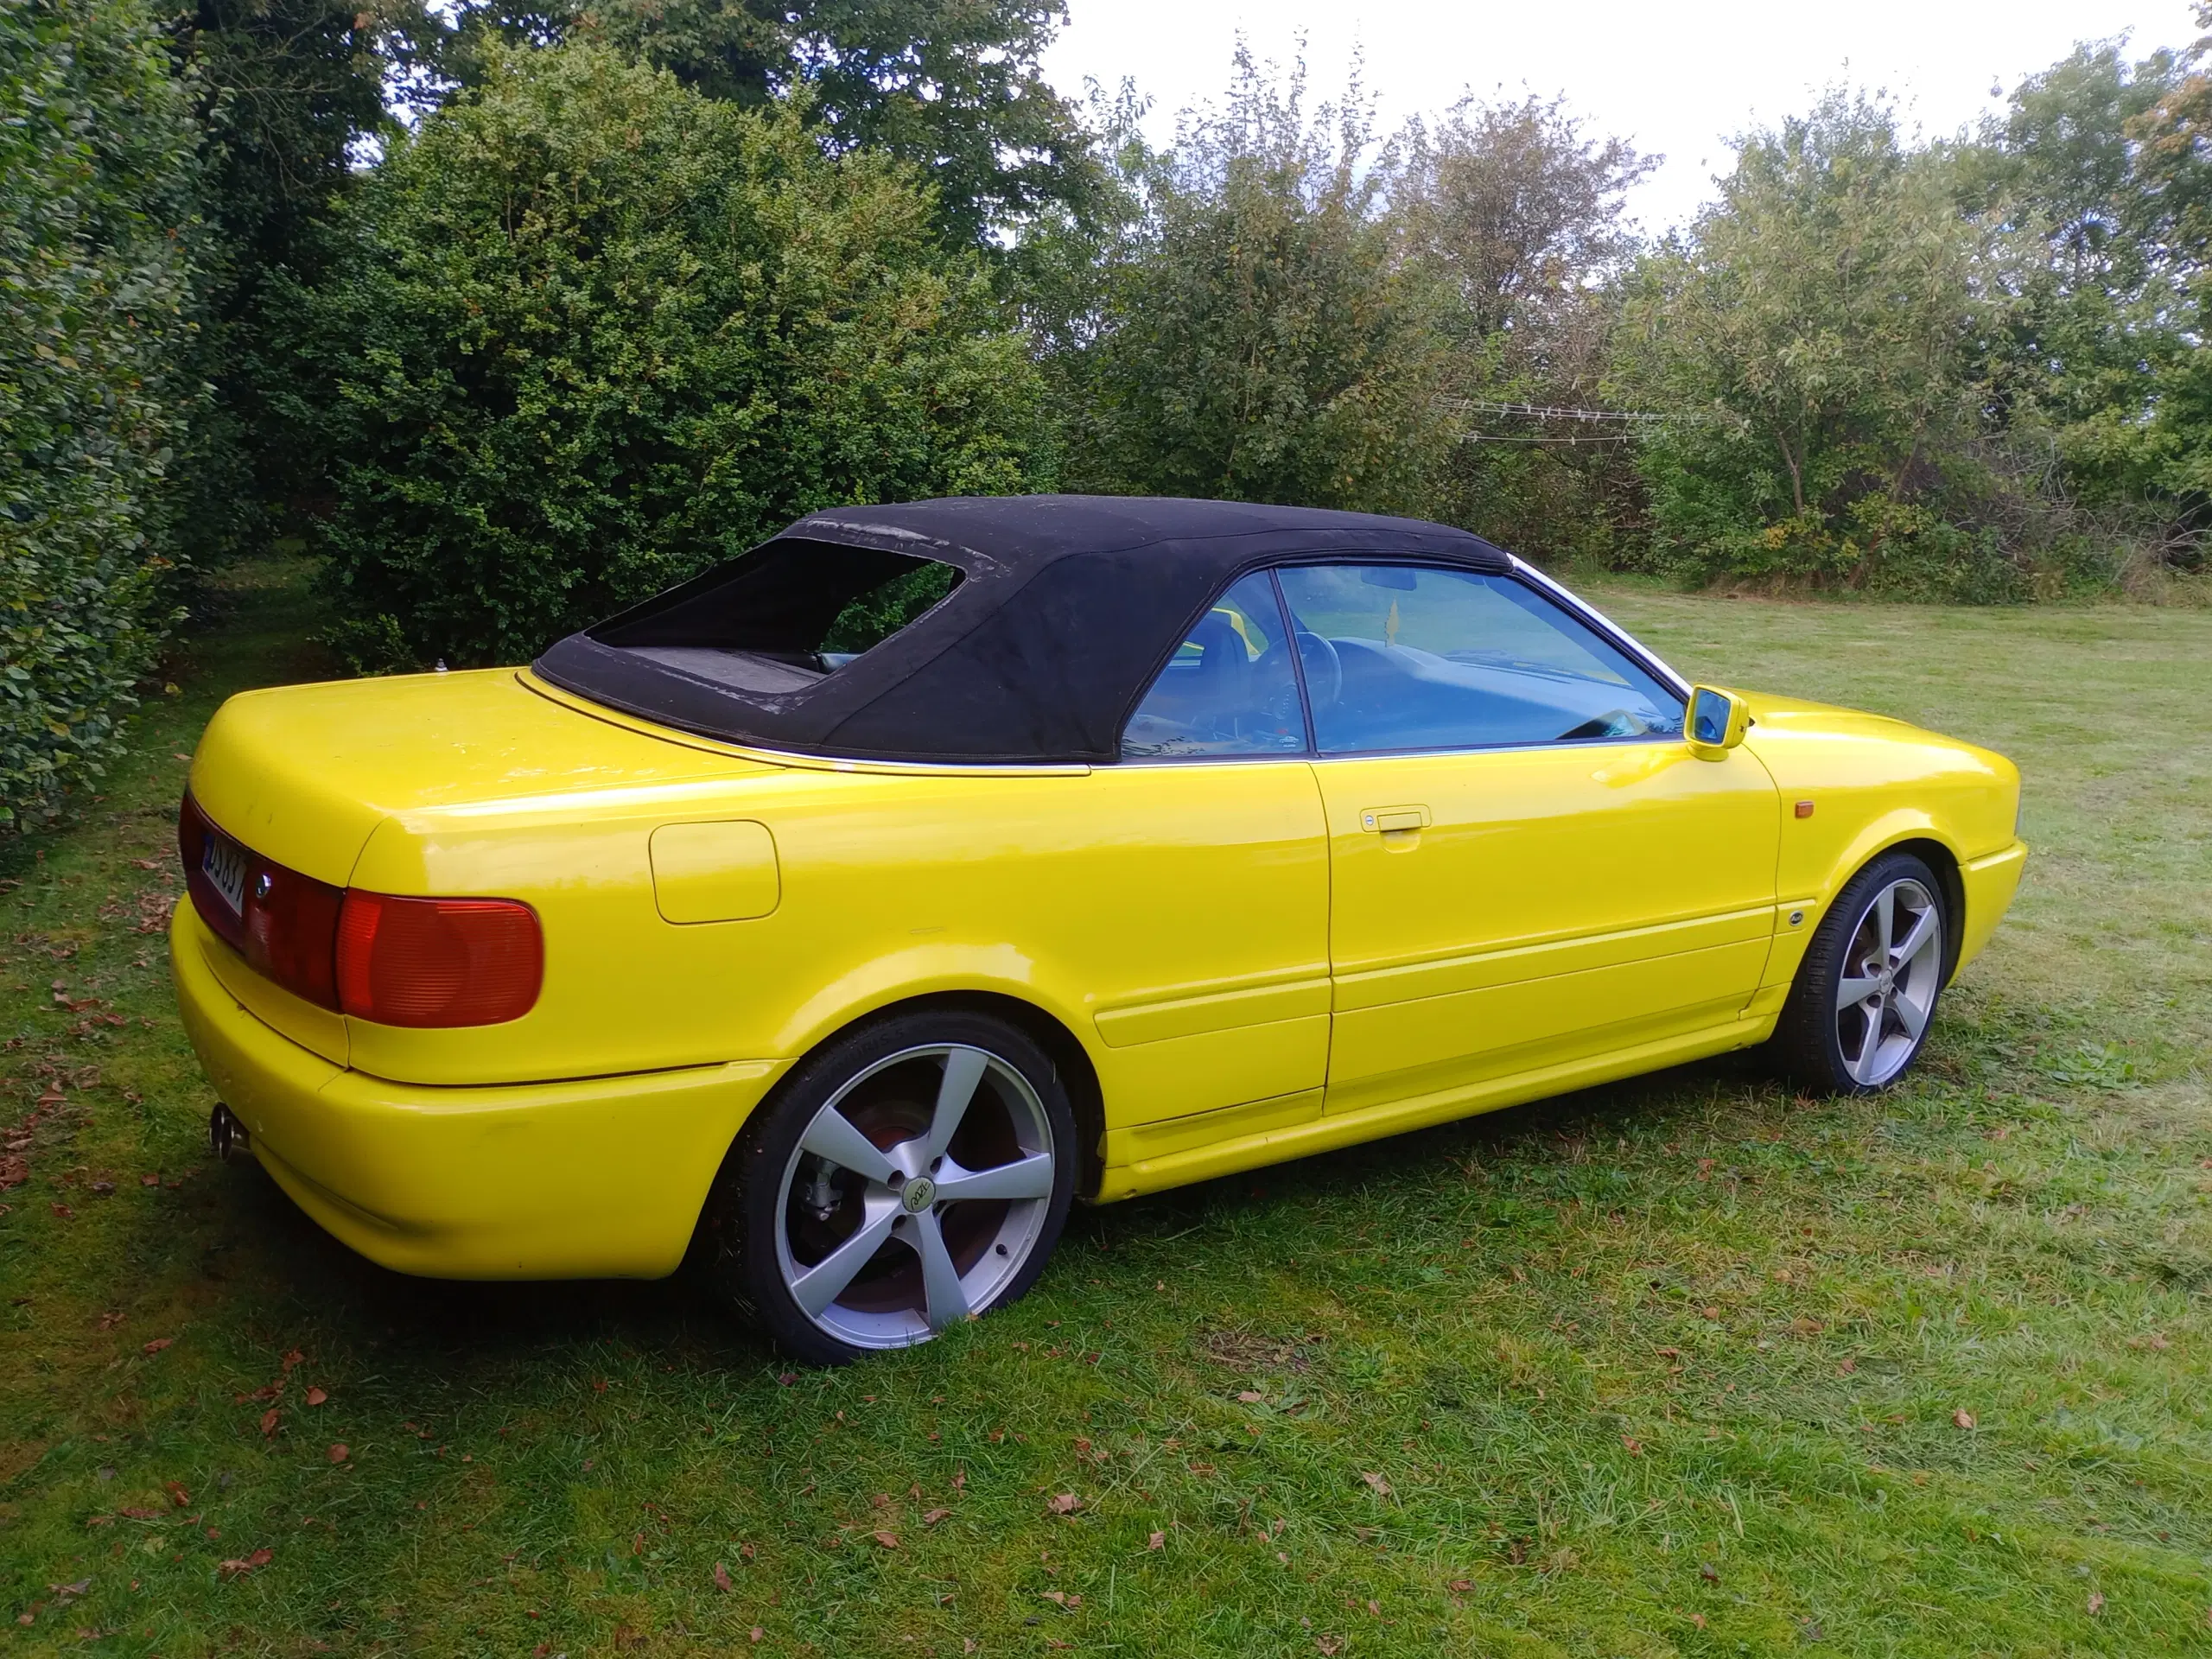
[533,494,1511,765]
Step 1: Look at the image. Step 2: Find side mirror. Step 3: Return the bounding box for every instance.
[1686,685,1750,760]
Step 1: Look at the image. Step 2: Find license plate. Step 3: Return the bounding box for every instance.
[200,828,250,918]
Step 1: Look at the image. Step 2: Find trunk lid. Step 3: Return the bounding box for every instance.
[185,669,774,1061]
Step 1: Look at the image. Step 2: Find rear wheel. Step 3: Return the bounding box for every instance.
[701,1010,1077,1366]
[1772,851,1949,1095]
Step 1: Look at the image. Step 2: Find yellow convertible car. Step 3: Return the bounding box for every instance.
[174,497,2025,1363]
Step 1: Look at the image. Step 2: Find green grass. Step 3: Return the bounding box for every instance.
[1,564,2207,1657]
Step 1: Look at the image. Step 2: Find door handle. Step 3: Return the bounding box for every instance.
[1359,804,1430,834]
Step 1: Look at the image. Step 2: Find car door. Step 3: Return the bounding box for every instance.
[1087,571,1332,1152]
[1269,562,1782,1118]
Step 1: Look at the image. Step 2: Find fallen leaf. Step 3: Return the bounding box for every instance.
[327,1445,347,1464]
[1148,1530,1165,1550]
[1360,1471,1392,1497]
[713,1562,733,1592]
[163,1482,188,1509]
[1315,1637,1344,1656]
[139,1173,158,1187]
[1700,1561,1720,1583]
[871,1530,899,1549]
[50,1202,73,1219]
[217,1548,272,1579]
[1047,1492,1082,1515]
[304,1388,327,1407]
[751,1629,764,1644]
[923,1508,950,1525]
[740,1541,756,1560]
[1447,1578,1472,1592]
[1236,1389,1264,1403]
[1622,1436,1643,1455]
[1838,1357,1858,1375]
[1041,1590,1068,1605]
[142,1338,171,1355]
[1952,1409,1976,1429]
[2088,1590,2105,1616]
[260,1409,280,1438]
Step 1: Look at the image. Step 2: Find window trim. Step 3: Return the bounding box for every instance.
[1112,553,1697,767]
[1269,556,1692,763]
[1116,569,1318,766]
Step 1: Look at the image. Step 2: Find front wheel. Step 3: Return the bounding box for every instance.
[1771,851,1950,1095]
[700,1010,1077,1366]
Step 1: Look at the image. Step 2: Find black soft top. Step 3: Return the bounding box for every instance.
[533,494,1511,766]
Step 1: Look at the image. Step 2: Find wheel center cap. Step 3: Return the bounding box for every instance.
[900,1176,937,1214]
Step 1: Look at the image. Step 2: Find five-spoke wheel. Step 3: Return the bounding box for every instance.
[1773,849,1951,1095]
[702,1012,1077,1365]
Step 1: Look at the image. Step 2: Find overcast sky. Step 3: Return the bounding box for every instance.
[1039,0,2203,233]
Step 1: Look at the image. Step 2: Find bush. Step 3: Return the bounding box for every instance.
[0,0,202,825]
[1058,51,1452,514]
[283,42,1052,671]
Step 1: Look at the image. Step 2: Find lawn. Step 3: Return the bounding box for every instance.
[1,562,2208,1658]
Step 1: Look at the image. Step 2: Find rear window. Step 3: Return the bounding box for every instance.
[592,541,962,694]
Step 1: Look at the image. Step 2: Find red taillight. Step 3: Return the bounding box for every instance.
[181,791,543,1028]
[181,791,342,1009]
[335,891,543,1027]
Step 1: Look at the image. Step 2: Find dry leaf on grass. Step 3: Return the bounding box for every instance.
[1147,1530,1165,1550]
[304,1387,327,1406]
[1047,1492,1082,1515]
[871,1530,899,1549]
[712,1562,733,1592]
[141,1338,171,1355]
[1360,1471,1392,1497]
[1952,1409,1976,1429]
[217,1548,271,1579]
[327,1444,347,1464]
[923,1508,950,1525]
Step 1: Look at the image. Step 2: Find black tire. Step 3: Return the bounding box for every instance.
[1770,849,1951,1096]
[698,1008,1078,1367]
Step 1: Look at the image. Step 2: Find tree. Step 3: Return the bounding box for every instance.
[0,0,205,822]
[1954,39,2197,510]
[178,0,417,547]
[281,41,1052,670]
[1615,92,1997,588]
[1062,48,1451,514]
[1397,94,1654,558]
[425,0,1103,249]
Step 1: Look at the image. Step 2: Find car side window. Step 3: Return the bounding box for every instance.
[1121,572,1308,760]
[1272,563,1684,754]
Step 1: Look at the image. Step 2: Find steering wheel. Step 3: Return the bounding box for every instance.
[1294,630,1342,711]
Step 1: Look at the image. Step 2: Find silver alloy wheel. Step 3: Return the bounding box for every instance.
[1834,876,1944,1087]
[772,1044,1056,1351]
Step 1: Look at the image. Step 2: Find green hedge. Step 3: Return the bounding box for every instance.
[282,42,1053,671]
[0,0,201,825]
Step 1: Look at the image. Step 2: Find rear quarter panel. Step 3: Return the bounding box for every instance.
[345,760,1331,1127]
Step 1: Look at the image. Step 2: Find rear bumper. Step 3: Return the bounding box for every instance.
[1956,839,2028,975]
[171,904,785,1279]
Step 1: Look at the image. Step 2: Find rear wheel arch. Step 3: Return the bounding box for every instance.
[744,989,1107,1202]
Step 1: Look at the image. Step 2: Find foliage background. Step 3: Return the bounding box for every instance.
[279,42,1048,671]
[6,0,2212,821]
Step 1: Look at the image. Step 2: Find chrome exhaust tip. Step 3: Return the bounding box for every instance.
[209,1103,251,1163]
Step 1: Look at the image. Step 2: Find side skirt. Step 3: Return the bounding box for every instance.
[1093,1014,1775,1201]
